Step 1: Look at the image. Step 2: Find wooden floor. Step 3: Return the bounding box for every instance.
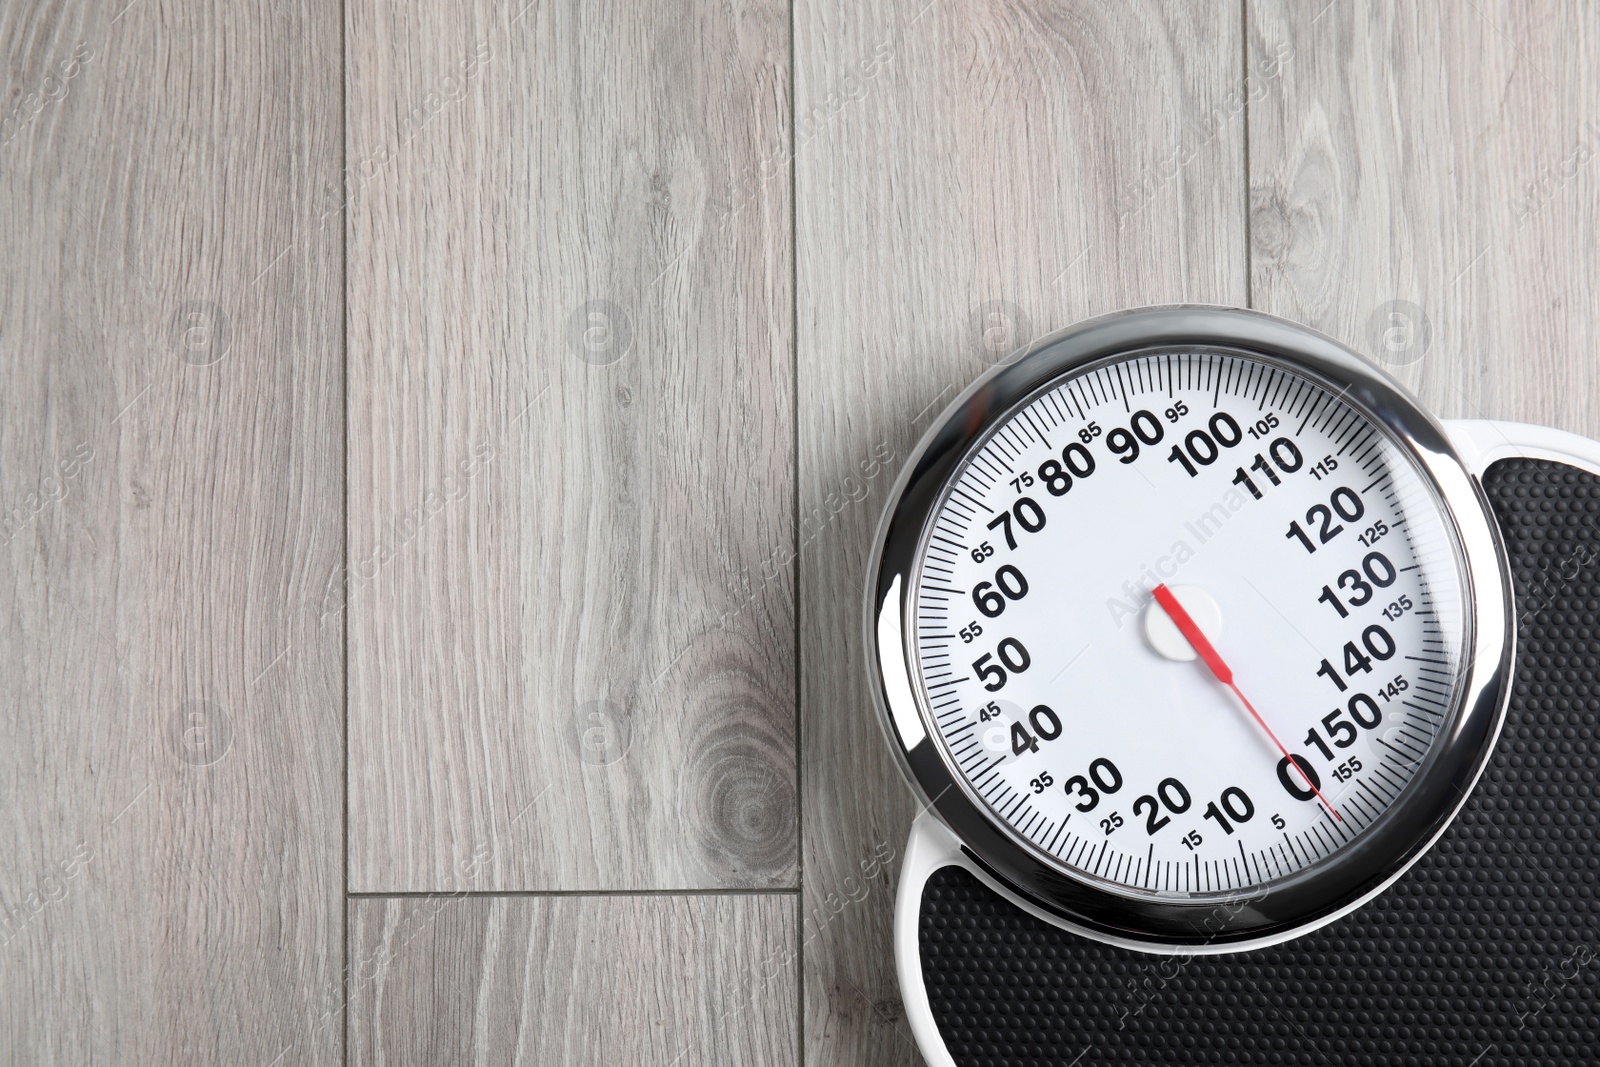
[2,1,1596,1063]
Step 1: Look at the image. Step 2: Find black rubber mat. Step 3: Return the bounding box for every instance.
[918,457,1600,1066]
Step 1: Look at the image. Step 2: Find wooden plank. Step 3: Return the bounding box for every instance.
[1248,0,1600,435]
[345,0,797,892]
[0,1,343,1064]
[794,1,1246,1062]
[348,892,798,1066]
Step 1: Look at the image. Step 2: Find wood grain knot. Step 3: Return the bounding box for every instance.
[685,716,796,881]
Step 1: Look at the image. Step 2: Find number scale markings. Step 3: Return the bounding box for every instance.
[908,351,1468,899]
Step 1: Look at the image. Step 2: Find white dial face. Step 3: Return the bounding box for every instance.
[910,350,1469,900]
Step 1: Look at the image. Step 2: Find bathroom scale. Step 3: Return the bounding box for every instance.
[867,306,1600,1066]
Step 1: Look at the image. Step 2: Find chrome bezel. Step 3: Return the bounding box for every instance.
[866,306,1513,948]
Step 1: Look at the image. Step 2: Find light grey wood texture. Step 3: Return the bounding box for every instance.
[0,0,343,1064]
[345,0,798,893]
[6,1,1600,1064]
[794,2,1246,1061]
[347,892,798,1066]
[1249,0,1600,437]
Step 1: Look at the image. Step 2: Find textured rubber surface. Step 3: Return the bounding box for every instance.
[918,458,1600,1066]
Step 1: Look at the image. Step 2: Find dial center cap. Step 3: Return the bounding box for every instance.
[1143,584,1222,661]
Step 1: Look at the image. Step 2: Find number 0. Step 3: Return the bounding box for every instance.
[1089,757,1122,793]
[1219,786,1254,823]
[996,637,1030,673]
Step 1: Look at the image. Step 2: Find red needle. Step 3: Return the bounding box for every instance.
[1151,583,1342,821]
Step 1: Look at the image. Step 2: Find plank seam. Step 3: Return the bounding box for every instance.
[347,888,804,898]
[341,2,352,1067]
[1242,0,1253,309]
[790,0,805,1064]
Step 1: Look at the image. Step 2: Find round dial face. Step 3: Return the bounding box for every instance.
[909,349,1470,900]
